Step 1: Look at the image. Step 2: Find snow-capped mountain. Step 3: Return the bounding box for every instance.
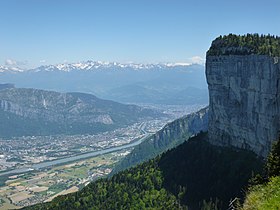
[0,61,194,73]
[30,61,192,72]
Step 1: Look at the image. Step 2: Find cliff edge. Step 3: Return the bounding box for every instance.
[206,34,280,157]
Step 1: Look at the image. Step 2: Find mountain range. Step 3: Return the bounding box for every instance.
[0,61,196,72]
[0,61,208,105]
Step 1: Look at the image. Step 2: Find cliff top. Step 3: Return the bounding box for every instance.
[207,33,280,57]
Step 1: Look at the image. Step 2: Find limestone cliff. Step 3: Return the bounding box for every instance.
[206,54,280,156]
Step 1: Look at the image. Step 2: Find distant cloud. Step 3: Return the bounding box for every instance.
[5,58,28,67]
[4,58,28,71]
[5,59,17,66]
[188,56,205,65]
[39,60,46,63]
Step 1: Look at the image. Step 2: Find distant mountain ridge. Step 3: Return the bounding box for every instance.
[0,87,162,138]
[0,61,208,105]
[0,83,15,90]
[0,60,194,73]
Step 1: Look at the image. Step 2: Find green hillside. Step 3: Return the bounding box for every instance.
[242,176,280,210]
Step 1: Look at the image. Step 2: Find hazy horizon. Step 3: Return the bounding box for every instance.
[1,0,280,69]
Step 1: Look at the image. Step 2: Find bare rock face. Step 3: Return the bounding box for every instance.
[206,55,280,157]
[153,106,209,146]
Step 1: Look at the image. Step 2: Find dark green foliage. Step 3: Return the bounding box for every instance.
[159,133,263,209]
[266,137,280,178]
[200,199,220,210]
[0,175,9,187]
[26,133,263,210]
[207,33,280,57]
[249,136,280,186]
[112,130,190,175]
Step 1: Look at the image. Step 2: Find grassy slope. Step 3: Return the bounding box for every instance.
[242,176,280,210]
[242,137,280,210]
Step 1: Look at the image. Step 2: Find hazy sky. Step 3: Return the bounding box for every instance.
[1,0,280,68]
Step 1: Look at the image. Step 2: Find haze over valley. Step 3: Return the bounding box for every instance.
[0,0,279,209]
[0,81,206,208]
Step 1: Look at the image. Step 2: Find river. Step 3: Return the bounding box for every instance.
[0,135,149,177]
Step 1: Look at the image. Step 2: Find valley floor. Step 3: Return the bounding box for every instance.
[0,150,129,209]
[0,104,205,209]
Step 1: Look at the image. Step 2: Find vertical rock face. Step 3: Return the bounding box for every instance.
[206,55,280,156]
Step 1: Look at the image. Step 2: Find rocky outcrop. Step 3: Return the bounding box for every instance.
[152,106,208,148]
[206,54,280,156]
[112,107,209,173]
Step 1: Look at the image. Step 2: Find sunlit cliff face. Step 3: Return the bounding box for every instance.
[206,55,280,157]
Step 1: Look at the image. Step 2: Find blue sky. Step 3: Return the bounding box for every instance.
[1,0,280,68]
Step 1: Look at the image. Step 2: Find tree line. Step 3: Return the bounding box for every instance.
[207,33,280,57]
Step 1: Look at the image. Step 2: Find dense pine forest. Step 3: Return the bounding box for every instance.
[207,34,280,56]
